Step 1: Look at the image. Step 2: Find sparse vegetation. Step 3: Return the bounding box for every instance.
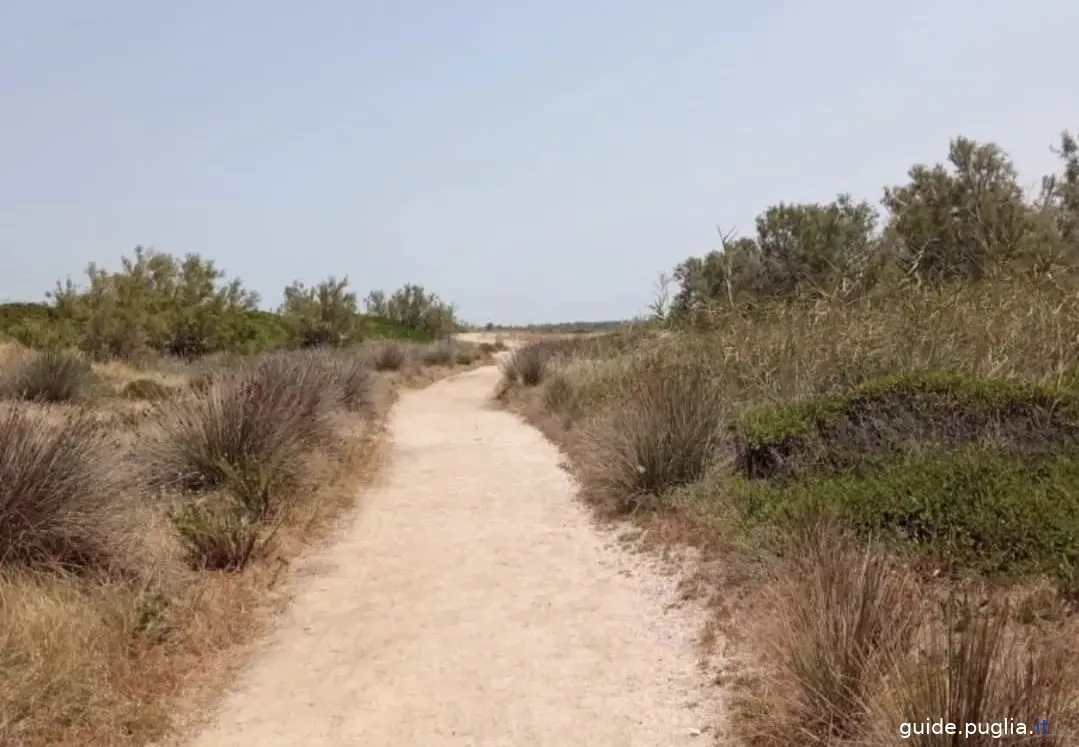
[0,246,491,746]
[497,130,1079,745]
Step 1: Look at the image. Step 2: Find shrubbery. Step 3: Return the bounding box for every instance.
[1,249,462,361]
[499,129,1079,745]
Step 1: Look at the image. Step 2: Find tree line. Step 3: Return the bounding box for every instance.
[663,131,1079,321]
[0,248,461,359]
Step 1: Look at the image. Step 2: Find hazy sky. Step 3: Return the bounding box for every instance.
[2,1,1077,324]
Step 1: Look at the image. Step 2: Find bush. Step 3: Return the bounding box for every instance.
[0,350,98,403]
[541,371,579,415]
[455,345,477,365]
[503,343,547,386]
[122,378,172,401]
[421,340,456,366]
[322,353,376,415]
[577,357,728,513]
[172,498,265,572]
[142,351,342,514]
[369,341,408,371]
[0,406,131,572]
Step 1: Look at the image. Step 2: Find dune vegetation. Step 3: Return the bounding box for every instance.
[497,130,1079,746]
[0,250,491,747]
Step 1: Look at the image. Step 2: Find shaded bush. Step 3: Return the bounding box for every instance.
[0,350,98,403]
[735,372,1079,482]
[502,343,547,386]
[0,406,131,572]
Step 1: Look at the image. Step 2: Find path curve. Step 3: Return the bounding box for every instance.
[183,363,719,746]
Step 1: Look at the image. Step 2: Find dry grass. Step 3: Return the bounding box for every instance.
[497,272,1079,745]
[0,342,470,747]
[0,349,100,403]
[0,406,139,574]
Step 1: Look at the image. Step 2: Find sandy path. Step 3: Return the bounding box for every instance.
[183,363,719,746]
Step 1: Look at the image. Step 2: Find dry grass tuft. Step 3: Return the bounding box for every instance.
[0,405,135,574]
[576,357,728,514]
[369,341,408,371]
[0,349,99,403]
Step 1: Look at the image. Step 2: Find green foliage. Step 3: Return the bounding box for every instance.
[734,372,1079,481]
[735,447,1079,578]
[356,315,433,342]
[363,284,459,338]
[6,246,455,359]
[882,138,1038,281]
[47,247,261,360]
[279,276,361,348]
[720,372,1079,578]
[668,130,1079,318]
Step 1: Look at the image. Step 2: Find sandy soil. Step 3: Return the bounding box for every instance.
[181,362,722,746]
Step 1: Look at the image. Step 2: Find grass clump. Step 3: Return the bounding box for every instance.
[0,405,132,573]
[0,349,98,403]
[762,525,920,744]
[171,498,266,572]
[867,599,1076,747]
[142,351,341,506]
[502,343,548,386]
[369,341,408,371]
[577,357,728,514]
[420,340,456,366]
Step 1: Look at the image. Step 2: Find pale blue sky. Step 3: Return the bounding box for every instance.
[2,1,1077,324]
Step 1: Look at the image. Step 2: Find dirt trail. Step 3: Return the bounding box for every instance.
[182,362,721,746]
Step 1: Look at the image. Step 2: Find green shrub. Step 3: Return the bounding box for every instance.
[735,446,1079,578]
[172,498,266,572]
